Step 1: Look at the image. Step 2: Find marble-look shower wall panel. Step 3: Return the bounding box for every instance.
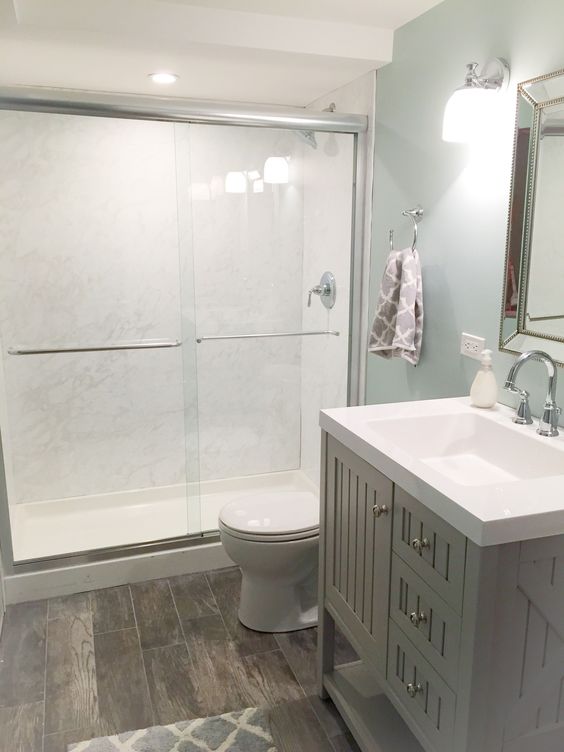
[0,111,187,503]
[300,132,355,486]
[188,126,304,480]
[196,338,300,480]
[4,349,186,503]
[0,112,181,346]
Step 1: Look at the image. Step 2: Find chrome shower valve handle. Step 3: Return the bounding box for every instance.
[306,271,336,309]
[307,285,324,307]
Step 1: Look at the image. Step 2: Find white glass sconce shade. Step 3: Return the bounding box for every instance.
[225,171,247,193]
[442,58,509,143]
[263,157,289,184]
[442,86,498,143]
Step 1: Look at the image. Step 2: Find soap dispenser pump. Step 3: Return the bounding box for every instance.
[470,349,498,408]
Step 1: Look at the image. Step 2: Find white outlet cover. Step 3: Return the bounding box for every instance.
[460,332,486,360]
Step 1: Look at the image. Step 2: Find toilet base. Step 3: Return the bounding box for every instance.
[238,574,318,633]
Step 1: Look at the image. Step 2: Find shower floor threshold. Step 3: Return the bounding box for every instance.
[9,470,317,562]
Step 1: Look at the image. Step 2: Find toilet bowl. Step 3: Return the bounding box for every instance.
[219,490,319,633]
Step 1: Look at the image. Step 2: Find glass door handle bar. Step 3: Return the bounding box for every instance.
[196,330,340,343]
[7,339,181,355]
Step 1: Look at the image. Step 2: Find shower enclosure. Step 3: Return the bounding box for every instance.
[0,89,367,575]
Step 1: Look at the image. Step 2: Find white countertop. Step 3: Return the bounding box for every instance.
[320,397,564,546]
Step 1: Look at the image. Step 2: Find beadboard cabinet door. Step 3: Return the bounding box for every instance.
[324,435,393,676]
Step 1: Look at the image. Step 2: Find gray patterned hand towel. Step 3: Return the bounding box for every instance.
[368,247,423,366]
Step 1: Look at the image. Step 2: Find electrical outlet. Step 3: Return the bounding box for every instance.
[460,332,486,360]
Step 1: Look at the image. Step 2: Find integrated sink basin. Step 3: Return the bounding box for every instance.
[365,412,564,486]
[320,396,564,545]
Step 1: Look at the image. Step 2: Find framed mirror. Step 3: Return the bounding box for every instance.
[500,68,564,365]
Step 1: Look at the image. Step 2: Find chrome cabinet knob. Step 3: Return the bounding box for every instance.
[411,537,431,553]
[372,504,389,518]
[406,682,424,698]
[409,611,427,627]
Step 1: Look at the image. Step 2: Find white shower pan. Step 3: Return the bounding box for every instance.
[9,469,317,562]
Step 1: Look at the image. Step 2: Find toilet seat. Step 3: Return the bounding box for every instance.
[219,490,319,543]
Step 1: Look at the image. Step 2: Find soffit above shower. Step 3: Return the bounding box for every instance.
[0,0,444,105]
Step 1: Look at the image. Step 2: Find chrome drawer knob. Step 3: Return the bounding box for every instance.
[373,504,389,518]
[409,611,427,627]
[411,537,431,553]
[406,682,424,698]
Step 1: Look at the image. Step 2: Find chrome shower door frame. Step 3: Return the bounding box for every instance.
[0,86,370,576]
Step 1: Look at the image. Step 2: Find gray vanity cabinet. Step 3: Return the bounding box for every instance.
[324,436,393,677]
[318,432,564,752]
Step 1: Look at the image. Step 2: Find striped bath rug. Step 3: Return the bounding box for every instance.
[69,707,278,752]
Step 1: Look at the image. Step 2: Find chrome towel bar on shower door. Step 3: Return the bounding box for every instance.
[7,339,182,355]
[196,330,340,343]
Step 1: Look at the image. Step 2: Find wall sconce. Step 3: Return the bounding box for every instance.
[442,58,510,143]
[263,156,289,184]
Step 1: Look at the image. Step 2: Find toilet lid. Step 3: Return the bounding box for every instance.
[219,491,319,537]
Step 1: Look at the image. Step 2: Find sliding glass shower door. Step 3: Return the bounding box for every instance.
[183,123,355,533]
[0,106,356,563]
[0,110,200,561]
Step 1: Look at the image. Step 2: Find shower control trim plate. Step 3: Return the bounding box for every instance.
[307,271,336,309]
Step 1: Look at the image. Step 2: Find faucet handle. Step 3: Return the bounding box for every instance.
[514,389,533,426]
[539,403,560,437]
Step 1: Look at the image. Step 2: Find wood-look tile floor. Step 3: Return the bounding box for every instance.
[0,567,360,752]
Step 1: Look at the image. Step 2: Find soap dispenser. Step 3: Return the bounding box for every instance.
[470,349,498,408]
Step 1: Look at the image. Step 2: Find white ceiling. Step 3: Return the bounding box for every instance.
[160,0,441,31]
[0,0,443,106]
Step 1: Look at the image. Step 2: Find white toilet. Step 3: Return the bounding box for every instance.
[219,490,319,633]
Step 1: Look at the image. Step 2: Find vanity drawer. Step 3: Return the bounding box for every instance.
[393,486,466,613]
[388,621,456,752]
[390,554,461,689]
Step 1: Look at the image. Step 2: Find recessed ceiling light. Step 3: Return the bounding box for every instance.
[149,72,179,85]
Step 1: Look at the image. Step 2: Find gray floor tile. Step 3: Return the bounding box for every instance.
[91,586,135,634]
[130,579,183,650]
[44,594,98,735]
[0,701,43,752]
[275,627,317,695]
[0,601,47,707]
[275,625,357,696]
[43,725,102,752]
[0,572,351,751]
[269,697,331,752]
[143,643,203,725]
[243,649,304,708]
[206,568,277,656]
[169,573,218,622]
[95,628,153,735]
[48,593,90,621]
[181,614,255,716]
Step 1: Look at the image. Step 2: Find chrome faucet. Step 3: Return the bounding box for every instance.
[504,350,561,437]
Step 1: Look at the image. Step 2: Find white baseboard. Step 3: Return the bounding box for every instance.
[4,541,234,604]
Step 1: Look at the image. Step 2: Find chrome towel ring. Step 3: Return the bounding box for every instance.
[389,206,424,252]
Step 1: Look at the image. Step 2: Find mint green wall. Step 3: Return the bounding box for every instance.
[366,0,564,417]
